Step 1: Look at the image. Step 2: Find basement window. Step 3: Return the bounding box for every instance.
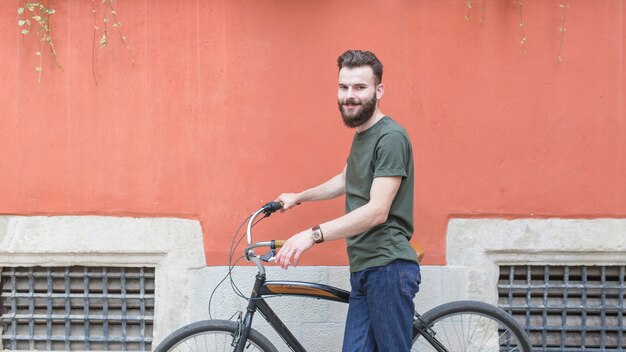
[0,266,154,351]
[499,265,625,351]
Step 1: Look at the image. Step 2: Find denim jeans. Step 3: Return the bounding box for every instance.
[342,259,421,352]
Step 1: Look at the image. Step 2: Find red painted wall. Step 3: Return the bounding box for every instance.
[1,1,625,265]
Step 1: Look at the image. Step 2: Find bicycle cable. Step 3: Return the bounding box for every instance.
[208,210,273,319]
[208,212,252,319]
[226,215,273,300]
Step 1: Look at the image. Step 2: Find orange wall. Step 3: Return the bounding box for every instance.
[1,1,625,265]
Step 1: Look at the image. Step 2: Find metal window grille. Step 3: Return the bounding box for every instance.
[499,265,625,352]
[0,266,154,351]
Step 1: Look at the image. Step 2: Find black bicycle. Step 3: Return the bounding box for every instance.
[155,202,532,352]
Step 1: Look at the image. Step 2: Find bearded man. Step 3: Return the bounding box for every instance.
[274,49,420,352]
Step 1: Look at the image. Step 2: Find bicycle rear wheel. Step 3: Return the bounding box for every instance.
[154,319,277,352]
[412,300,532,352]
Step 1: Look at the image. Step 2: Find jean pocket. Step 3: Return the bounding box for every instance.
[398,260,421,297]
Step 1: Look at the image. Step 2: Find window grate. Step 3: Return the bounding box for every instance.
[499,265,625,352]
[0,266,154,351]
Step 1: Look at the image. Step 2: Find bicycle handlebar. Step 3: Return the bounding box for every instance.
[243,202,287,273]
[246,201,283,245]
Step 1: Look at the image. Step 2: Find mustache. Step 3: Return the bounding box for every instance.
[341,98,361,105]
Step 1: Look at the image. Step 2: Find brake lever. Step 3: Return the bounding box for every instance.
[259,248,277,262]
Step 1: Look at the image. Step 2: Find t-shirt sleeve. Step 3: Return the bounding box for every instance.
[373,131,410,178]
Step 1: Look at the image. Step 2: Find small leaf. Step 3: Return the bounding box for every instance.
[18,7,24,15]
[18,20,26,26]
[21,29,29,35]
[35,66,42,72]
[47,9,55,14]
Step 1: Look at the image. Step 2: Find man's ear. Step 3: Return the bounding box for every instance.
[376,83,385,99]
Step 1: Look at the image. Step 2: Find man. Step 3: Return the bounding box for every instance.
[274,49,420,352]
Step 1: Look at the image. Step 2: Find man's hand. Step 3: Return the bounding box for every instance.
[275,229,315,270]
[275,193,301,211]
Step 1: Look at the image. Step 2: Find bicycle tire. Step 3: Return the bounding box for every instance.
[154,319,278,352]
[412,300,532,352]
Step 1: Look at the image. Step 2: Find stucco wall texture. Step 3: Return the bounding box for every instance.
[1,1,625,265]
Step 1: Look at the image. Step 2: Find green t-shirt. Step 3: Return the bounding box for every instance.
[345,116,417,272]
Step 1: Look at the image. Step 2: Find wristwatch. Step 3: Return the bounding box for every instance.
[311,225,324,244]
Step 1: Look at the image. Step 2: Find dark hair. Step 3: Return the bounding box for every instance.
[337,50,383,85]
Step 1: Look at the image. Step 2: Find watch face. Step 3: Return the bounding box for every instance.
[312,229,322,243]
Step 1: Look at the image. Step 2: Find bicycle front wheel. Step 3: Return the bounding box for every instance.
[154,319,278,352]
[412,300,532,352]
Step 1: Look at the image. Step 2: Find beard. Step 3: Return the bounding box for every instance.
[338,92,377,128]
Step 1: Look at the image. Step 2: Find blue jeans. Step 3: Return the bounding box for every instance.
[342,260,421,352]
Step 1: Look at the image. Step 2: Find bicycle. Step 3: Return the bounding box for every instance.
[155,202,532,352]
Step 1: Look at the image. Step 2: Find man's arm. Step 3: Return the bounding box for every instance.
[275,175,402,270]
[276,165,347,210]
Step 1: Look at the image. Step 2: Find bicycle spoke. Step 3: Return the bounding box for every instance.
[412,304,530,352]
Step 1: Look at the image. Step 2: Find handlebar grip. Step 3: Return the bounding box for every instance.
[271,240,285,248]
[262,201,284,214]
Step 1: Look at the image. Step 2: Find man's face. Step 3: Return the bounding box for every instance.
[337,66,380,128]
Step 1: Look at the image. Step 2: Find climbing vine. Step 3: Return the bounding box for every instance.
[17,0,134,83]
[557,3,570,63]
[18,2,62,83]
[92,0,135,85]
[464,0,486,24]
[464,1,571,62]
[516,1,527,53]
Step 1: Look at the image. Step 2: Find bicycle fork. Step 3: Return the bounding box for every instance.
[413,313,449,352]
[230,311,255,352]
[230,273,266,352]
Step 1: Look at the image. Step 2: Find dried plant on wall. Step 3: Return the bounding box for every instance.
[17,0,134,83]
[464,1,570,62]
[18,2,62,83]
[92,0,135,85]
